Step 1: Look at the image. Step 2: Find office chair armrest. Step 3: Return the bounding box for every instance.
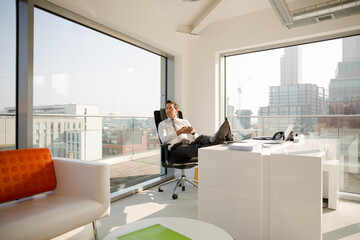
[160,143,170,160]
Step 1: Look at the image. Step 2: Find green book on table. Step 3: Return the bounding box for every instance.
[116,224,191,240]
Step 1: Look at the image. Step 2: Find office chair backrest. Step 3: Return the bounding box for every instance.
[154,108,183,167]
[154,108,183,141]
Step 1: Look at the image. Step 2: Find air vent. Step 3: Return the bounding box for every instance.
[270,0,360,29]
[315,13,336,22]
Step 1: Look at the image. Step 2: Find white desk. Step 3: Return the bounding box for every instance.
[103,217,233,240]
[198,141,326,240]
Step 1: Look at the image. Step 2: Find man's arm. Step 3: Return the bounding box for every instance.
[182,119,198,139]
[158,120,178,144]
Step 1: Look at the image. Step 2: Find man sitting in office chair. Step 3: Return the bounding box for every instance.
[158,100,233,159]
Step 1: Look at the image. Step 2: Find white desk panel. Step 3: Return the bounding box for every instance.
[198,145,263,240]
[269,150,324,240]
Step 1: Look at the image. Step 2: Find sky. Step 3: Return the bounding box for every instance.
[0,2,161,117]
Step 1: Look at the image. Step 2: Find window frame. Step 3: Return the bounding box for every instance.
[14,0,175,201]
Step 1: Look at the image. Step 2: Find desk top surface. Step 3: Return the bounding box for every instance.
[201,139,329,158]
[200,140,293,154]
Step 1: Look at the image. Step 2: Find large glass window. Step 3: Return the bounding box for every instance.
[225,35,360,195]
[0,0,16,151]
[34,8,164,192]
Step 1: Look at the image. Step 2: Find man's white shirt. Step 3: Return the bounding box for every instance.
[158,117,198,149]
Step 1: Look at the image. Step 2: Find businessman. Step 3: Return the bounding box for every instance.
[158,100,233,158]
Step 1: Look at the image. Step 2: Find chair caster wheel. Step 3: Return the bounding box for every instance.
[158,187,163,192]
[172,194,178,200]
[182,186,185,191]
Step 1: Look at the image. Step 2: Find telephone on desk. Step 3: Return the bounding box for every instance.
[252,131,295,141]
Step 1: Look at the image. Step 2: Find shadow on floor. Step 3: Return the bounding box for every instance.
[110,174,159,193]
[323,222,360,240]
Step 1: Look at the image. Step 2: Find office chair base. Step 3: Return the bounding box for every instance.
[158,170,198,200]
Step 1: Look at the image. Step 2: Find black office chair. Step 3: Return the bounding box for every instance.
[154,108,198,200]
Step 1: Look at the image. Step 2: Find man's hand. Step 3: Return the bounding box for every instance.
[177,126,194,135]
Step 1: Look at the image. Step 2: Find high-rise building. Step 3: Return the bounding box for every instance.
[328,36,360,127]
[280,46,302,86]
[259,46,327,135]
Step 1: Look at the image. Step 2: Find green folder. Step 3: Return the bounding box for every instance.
[116,223,192,240]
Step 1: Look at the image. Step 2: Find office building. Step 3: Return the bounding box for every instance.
[102,129,147,157]
[329,36,360,118]
[281,46,302,86]
[320,36,360,131]
[2,104,102,160]
[258,47,328,135]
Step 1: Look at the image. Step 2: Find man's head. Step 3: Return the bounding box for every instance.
[165,100,179,119]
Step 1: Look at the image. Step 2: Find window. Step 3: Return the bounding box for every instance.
[0,0,16,151]
[225,35,360,195]
[58,122,61,139]
[33,8,164,192]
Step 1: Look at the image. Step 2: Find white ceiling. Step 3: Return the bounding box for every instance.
[46,0,330,35]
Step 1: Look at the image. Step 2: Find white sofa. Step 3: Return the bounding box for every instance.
[0,157,110,240]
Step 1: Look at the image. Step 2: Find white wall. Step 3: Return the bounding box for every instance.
[186,8,360,134]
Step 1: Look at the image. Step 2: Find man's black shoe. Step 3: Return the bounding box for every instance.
[225,118,234,141]
[210,118,230,143]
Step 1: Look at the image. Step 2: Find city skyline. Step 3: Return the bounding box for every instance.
[226,38,342,115]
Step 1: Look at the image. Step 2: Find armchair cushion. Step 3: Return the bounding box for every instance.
[0,148,56,203]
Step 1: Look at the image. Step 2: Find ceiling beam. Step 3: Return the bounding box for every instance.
[190,0,223,35]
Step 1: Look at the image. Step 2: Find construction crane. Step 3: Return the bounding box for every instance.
[237,76,252,112]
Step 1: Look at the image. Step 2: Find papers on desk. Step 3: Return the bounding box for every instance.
[116,224,191,240]
[227,142,262,151]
